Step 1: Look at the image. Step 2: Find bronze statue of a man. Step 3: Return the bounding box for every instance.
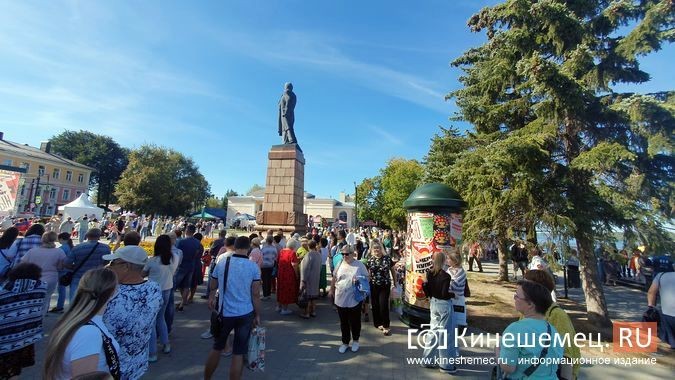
[278,82,297,144]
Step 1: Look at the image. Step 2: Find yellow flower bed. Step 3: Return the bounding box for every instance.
[109,238,214,256]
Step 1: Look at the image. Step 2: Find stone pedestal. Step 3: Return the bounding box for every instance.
[255,144,307,233]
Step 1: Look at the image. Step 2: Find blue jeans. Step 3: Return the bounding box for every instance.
[56,270,68,309]
[150,289,171,355]
[69,277,82,302]
[165,288,175,334]
[422,298,457,370]
[56,284,67,309]
[204,261,216,298]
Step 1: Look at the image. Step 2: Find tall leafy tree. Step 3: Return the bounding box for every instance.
[115,145,210,216]
[50,130,129,208]
[450,0,674,326]
[380,158,424,230]
[355,176,383,223]
[221,189,239,210]
[246,184,264,195]
[205,197,222,209]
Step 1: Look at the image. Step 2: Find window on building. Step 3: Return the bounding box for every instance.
[38,166,45,176]
[339,211,348,222]
[50,188,57,199]
[78,173,84,183]
[20,162,29,171]
[1,159,11,166]
[52,168,60,179]
[63,189,70,201]
[66,171,72,181]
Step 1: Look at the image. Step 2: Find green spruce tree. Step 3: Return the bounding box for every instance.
[449,0,673,326]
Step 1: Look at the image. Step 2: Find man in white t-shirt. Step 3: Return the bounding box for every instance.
[648,271,675,348]
[204,236,261,380]
[346,229,356,248]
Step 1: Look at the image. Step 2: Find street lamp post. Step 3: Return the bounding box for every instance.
[32,174,50,216]
[26,179,35,212]
[353,181,358,228]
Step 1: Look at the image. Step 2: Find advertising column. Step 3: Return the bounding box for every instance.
[400,183,466,327]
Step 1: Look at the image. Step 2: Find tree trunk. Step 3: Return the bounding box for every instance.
[497,236,509,281]
[95,184,100,206]
[575,232,612,327]
[526,221,538,246]
[105,180,112,209]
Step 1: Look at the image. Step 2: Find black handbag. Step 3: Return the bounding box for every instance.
[59,243,99,286]
[210,257,231,337]
[297,288,308,309]
[58,272,74,287]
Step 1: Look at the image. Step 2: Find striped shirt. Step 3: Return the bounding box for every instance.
[447,266,466,295]
[4,235,42,267]
[0,279,46,354]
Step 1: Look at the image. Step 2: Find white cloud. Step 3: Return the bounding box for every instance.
[0,1,236,145]
[367,124,403,146]
[210,29,450,113]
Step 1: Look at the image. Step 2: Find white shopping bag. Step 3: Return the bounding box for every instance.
[246,327,265,372]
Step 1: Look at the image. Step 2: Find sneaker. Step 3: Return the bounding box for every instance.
[439,366,457,374]
[280,309,293,315]
[162,344,171,354]
[338,344,349,354]
[351,341,360,352]
[200,330,213,339]
[148,355,158,363]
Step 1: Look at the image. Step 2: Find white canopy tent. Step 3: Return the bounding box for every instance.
[58,193,104,221]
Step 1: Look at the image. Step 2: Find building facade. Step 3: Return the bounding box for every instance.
[226,189,355,228]
[0,132,94,217]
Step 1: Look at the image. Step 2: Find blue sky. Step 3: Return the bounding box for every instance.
[1,0,673,200]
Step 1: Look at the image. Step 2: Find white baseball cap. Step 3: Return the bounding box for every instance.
[103,245,148,265]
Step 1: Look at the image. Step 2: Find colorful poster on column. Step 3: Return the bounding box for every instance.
[404,212,463,310]
[0,169,22,217]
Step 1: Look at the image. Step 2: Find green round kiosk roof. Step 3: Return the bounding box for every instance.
[403,183,466,211]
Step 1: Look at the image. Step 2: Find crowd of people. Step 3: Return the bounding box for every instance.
[0,214,672,379]
[0,218,412,380]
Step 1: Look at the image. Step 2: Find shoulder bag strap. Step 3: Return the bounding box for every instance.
[87,321,121,380]
[546,304,560,319]
[523,322,552,377]
[8,239,24,268]
[72,243,100,275]
[334,258,344,276]
[218,256,232,316]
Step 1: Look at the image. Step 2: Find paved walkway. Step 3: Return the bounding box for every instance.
[21,261,674,379]
[474,261,650,322]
